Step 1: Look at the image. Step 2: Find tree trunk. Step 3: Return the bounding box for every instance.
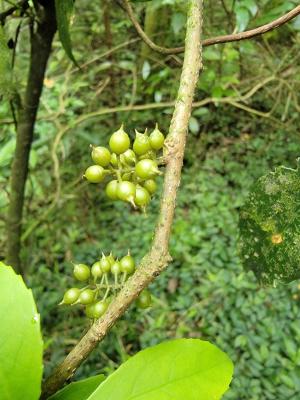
[140,3,170,66]
[5,1,56,274]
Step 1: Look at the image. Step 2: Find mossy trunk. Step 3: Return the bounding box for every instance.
[5,1,56,274]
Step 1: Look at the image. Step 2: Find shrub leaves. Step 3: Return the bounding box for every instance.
[0,263,43,400]
[239,160,300,285]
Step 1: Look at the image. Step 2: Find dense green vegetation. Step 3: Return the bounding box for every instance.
[1,1,300,399]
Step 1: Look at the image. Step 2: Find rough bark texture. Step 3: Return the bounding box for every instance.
[5,1,56,273]
[41,0,202,398]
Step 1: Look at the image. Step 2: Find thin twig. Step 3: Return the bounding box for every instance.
[41,0,203,397]
[123,0,300,54]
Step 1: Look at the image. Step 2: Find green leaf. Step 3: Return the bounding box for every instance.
[243,0,258,17]
[238,161,300,285]
[189,116,199,134]
[142,60,151,80]
[87,339,233,400]
[235,7,250,32]
[171,13,186,35]
[0,263,43,400]
[49,375,106,400]
[55,0,78,65]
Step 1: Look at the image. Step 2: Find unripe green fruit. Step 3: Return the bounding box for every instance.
[91,261,102,279]
[135,159,160,180]
[135,185,150,207]
[105,180,119,200]
[93,300,109,318]
[73,264,90,281]
[133,131,151,156]
[120,255,135,274]
[110,153,118,167]
[85,303,96,319]
[111,261,121,275]
[63,288,80,305]
[149,125,165,150]
[137,290,152,309]
[122,149,136,165]
[117,181,136,203]
[109,126,130,154]
[107,253,115,266]
[84,165,105,183]
[100,256,111,273]
[91,146,111,167]
[78,289,95,305]
[143,179,157,194]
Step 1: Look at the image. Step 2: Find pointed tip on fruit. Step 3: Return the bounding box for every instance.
[129,197,137,209]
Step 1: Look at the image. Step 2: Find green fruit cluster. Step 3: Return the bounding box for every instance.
[60,252,152,319]
[84,124,165,211]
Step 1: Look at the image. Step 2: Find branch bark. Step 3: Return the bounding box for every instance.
[5,1,56,273]
[123,1,300,54]
[41,0,203,397]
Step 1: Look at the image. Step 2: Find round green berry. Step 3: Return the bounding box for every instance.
[85,303,96,319]
[110,153,118,167]
[135,159,160,180]
[84,165,105,183]
[135,185,150,207]
[122,149,136,165]
[149,125,165,150]
[62,288,80,305]
[120,255,135,274]
[137,290,152,309]
[78,289,95,305]
[91,261,102,279]
[91,146,111,167]
[143,179,157,194]
[105,180,119,200]
[93,300,109,318]
[117,181,136,203]
[133,131,151,156]
[100,256,111,273]
[73,264,90,281]
[111,260,121,275]
[109,126,130,154]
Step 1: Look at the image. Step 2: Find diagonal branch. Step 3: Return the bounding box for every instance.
[0,0,29,23]
[41,0,203,398]
[123,0,300,54]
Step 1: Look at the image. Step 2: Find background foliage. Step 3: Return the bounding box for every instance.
[1,1,300,399]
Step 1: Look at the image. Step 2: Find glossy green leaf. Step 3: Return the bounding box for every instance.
[235,7,250,32]
[238,161,300,285]
[55,0,77,65]
[0,263,43,400]
[49,375,106,400]
[171,13,186,35]
[142,60,151,80]
[87,339,233,400]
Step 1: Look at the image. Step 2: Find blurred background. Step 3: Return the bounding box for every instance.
[1,1,300,399]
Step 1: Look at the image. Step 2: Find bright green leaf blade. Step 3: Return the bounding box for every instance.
[235,7,250,32]
[87,339,233,400]
[238,161,300,285]
[55,0,78,65]
[49,374,106,400]
[0,263,43,400]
